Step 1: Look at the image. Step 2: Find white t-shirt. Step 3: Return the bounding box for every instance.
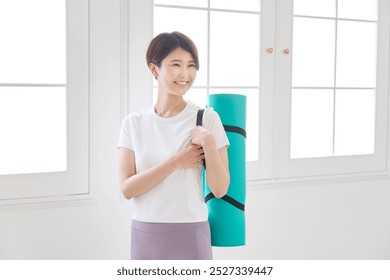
[118,101,229,223]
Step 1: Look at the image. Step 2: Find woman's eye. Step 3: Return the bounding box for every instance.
[173,63,180,67]
[189,64,196,68]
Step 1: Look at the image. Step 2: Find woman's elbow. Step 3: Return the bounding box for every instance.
[213,190,227,199]
[120,183,134,200]
[212,178,230,199]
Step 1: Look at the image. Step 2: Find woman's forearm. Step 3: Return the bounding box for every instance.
[119,145,205,199]
[202,137,230,198]
[120,155,178,199]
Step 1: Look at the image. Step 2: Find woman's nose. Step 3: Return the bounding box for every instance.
[179,68,189,78]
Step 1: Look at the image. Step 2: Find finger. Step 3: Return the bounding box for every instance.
[191,144,202,150]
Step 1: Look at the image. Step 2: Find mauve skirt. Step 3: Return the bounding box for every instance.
[131,220,213,260]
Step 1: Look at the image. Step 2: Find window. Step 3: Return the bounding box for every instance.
[276,0,389,178]
[0,0,90,203]
[128,0,390,182]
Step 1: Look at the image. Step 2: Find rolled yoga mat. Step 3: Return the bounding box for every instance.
[203,93,246,247]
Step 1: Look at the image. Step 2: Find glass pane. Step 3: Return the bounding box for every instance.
[334,90,375,156]
[209,89,259,161]
[210,11,259,87]
[154,0,208,8]
[0,87,67,175]
[154,7,208,86]
[336,21,377,88]
[211,0,260,12]
[292,17,335,87]
[294,0,336,17]
[291,89,334,158]
[0,0,66,84]
[338,0,378,21]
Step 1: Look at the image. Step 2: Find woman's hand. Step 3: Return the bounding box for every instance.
[172,144,205,169]
[191,126,214,147]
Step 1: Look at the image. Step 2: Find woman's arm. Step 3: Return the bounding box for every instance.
[191,126,230,198]
[118,144,205,199]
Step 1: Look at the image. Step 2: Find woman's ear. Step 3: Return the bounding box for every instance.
[149,63,159,79]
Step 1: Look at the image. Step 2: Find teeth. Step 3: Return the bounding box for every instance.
[176,81,187,85]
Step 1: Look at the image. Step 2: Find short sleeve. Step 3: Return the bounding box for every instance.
[117,114,134,150]
[204,107,230,149]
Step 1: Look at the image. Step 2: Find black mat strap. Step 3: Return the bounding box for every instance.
[196,109,206,168]
[196,109,205,126]
[223,125,246,139]
[204,192,245,211]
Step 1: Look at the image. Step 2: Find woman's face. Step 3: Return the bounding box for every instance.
[151,47,197,97]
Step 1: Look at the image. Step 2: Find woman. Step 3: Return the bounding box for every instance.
[117,31,230,260]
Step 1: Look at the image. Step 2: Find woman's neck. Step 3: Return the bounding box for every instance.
[154,96,187,118]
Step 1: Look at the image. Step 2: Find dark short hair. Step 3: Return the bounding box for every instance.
[146,31,199,70]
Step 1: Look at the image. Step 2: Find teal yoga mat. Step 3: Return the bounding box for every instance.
[203,94,246,247]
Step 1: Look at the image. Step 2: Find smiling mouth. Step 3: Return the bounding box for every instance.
[175,81,189,86]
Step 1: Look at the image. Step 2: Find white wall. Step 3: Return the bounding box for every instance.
[0,0,389,260]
